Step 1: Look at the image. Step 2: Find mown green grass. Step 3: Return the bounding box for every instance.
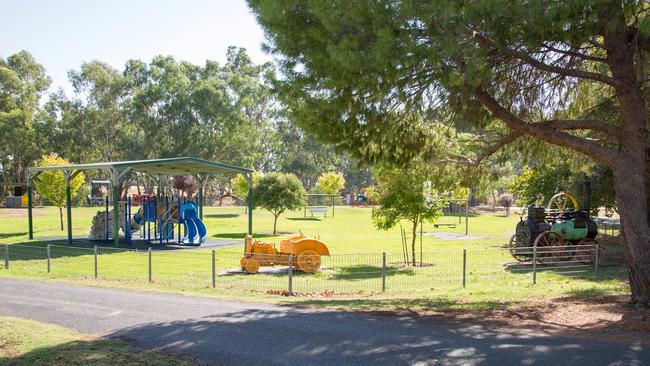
[0,316,192,365]
[0,205,510,250]
[0,205,630,311]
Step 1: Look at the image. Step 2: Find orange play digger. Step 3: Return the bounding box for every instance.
[240,232,330,274]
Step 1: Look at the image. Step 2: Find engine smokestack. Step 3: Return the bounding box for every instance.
[582,174,591,214]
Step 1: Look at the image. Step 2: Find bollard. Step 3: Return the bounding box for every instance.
[211,249,216,288]
[47,244,51,273]
[148,247,152,283]
[594,245,600,281]
[462,249,467,288]
[381,252,386,292]
[532,245,537,285]
[93,245,98,279]
[288,255,293,296]
[4,245,8,269]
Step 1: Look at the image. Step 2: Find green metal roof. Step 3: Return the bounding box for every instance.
[27,157,252,176]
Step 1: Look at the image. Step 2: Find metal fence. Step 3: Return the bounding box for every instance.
[0,243,600,296]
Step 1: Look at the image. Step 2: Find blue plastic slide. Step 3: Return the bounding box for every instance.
[180,203,207,245]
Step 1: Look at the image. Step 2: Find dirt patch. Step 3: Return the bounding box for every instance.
[423,232,481,241]
[291,294,649,344]
[408,295,649,344]
[471,205,516,215]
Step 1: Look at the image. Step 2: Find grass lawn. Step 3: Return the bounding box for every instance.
[0,316,192,365]
[1,205,510,250]
[0,205,630,312]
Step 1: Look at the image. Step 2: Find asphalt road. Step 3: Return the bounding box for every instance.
[0,277,647,365]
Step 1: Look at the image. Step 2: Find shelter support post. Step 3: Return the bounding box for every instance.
[194,174,206,221]
[64,170,73,245]
[26,171,40,240]
[246,173,253,236]
[112,183,120,246]
[27,183,33,239]
[64,170,82,245]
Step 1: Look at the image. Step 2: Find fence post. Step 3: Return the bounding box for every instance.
[46,244,51,273]
[288,255,293,296]
[594,245,600,281]
[4,245,8,269]
[148,247,152,283]
[532,245,537,285]
[381,252,386,292]
[93,245,98,279]
[462,249,467,288]
[211,249,216,288]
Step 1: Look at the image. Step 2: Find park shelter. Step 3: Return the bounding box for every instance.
[26,157,254,246]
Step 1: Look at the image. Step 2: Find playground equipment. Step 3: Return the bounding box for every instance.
[88,202,140,240]
[508,190,598,262]
[25,157,253,247]
[89,194,208,246]
[354,190,368,206]
[240,233,330,274]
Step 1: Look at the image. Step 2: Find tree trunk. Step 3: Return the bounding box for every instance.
[603,21,650,306]
[218,189,225,206]
[614,163,650,305]
[273,215,278,235]
[59,206,64,231]
[411,218,418,267]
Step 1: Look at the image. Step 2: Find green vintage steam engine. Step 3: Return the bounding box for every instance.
[508,187,598,263]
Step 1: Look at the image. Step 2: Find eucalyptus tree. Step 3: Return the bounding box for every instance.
[0,51,51,192]
[274,119,341,189]
[125,48,276,166]
[124,48,279,197]
[67,61,139,163]
[249,1,650,304]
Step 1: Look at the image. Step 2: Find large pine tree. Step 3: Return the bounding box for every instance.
[248,0,650,305]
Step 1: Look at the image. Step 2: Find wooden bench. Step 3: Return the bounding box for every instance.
[308,206,329,218]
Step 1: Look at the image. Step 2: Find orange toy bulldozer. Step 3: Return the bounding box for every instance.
[240,232,330,274]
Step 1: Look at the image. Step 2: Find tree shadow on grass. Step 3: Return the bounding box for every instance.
[213,232,276,239]
[284,296,506,313]
[3,238,190,263]
[503,261,627,281]
[328,265,415,280]
[1,338,190,365]
[562,287,617,300]
[204,213,240,219]
[0,232,27,239]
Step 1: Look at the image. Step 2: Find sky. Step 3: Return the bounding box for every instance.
[0,0,272,95]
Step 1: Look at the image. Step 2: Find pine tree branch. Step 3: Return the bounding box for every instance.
[541,42,607,63]
[471,130,523,166]
[472,31,623,88]
[540,119,622,137]
[474,87,619,165]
